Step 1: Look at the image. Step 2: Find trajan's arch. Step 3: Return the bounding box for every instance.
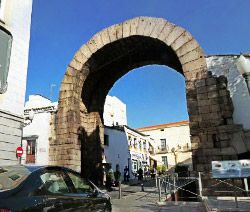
[50,17,243,193]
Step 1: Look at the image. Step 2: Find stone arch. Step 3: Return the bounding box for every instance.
[51,17,239,188]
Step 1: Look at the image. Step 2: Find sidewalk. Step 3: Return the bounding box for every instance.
[111,191,205,212]
[108,183,205,211]
[107,182,250,211]
[203,196,250,212]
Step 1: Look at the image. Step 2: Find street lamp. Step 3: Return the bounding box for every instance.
[236,55,250,95]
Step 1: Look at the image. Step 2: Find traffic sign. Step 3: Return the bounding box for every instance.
[16,146,23,157]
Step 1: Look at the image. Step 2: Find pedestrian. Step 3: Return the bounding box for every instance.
[138,168,143,181]
[106,164,114,191]
[123,166,129,182]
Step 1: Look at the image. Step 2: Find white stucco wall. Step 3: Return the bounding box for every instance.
[138,122,192,167]
[104,127,129,177]
[103,95,127,127]
[140,124,191,152]
[0,0,32,165]
[22,95,57,165]
[0,0,32,115]
[206,56,250,130]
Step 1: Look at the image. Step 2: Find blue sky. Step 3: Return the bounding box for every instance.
[27,0,250,128]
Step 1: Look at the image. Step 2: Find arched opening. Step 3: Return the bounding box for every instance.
[52,17,241,192]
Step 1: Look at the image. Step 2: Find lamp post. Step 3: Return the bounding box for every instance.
[236,55,250,95]
[19,109,35,164]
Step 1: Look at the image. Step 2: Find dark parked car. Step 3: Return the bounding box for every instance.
[0,165,111,211]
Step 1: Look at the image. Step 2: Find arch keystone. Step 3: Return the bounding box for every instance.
[129,17,140,36]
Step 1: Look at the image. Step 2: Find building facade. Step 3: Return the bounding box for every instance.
[137,121,192,169]
[103,126,129,178]
[22,95,57,165]
[103,95,127,127]
[124,126,154,176]
[0,0,33,165]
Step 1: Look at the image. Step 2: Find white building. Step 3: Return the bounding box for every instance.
[103,95,127,127]
[0,0,33,165]
[103,126,129,178]
[22,95,57,165]
[124,126,154,176]
[137,121,192,169]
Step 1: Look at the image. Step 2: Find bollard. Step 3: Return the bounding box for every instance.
[141,183,144,192]
[164,177,167,193]
[118,181,122,199]
[158,177,161,202]
[173,175,177,202]
[234,190,239,208]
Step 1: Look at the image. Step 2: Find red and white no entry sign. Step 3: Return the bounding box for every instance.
[16,146,23,157]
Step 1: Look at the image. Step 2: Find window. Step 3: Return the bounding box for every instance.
[26,140,36,155]
[132,160,137,172]
[68,172,93,194]
[0,27,12,93]
[40,171,70,194]
[160,139,167,150]
[134,138,137,148]
[128,136,132,146]
[143,141,146,150]
[162,156,168,167]
[139,141,142,150]
[104,134,109,146]
[0,0,6,21]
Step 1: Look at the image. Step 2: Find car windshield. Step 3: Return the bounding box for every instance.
[0,165,31,191]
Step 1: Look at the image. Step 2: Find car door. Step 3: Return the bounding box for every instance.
[65,170,108,211]
[39,168,84,211]
[0,167,47,211]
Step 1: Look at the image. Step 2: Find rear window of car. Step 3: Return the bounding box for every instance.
[0,165,31,191]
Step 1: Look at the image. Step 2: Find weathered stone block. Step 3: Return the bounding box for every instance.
[195,79,206,88]
[197,86,207,94]
[122,21,131,38]
[198,99,209,107]
[182,57,207,73]
[197,93,208,101]
[158,22,174,41]
[136,17,149,35]
[208,91,219,99]
[150,18,166,38]
[176,39,200,57]
[171,31,193,51]
[143,18,157,36]
[199,105,211,114]
[179,47,204,65]
[210,104,220,112]
[129,17,140,35]
[79,44,93,59]
[99,29,110,45]
[206,78,216,86]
